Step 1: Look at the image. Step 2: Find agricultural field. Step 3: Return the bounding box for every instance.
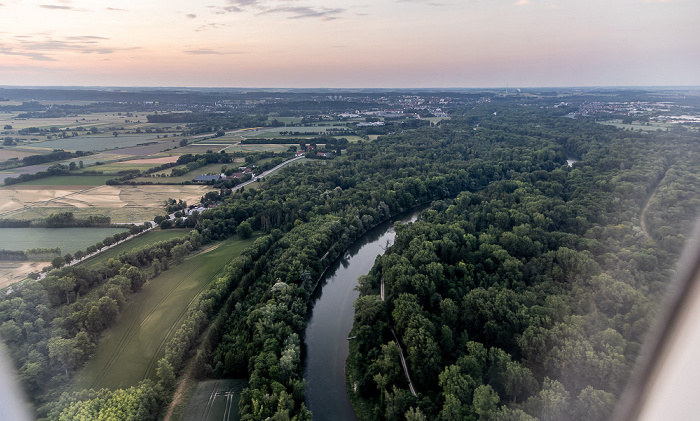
[79,228,191,267]
[0,261,48,289]
[13,175,114,186]
[0,183,212,223]
[179,379,249,421]
[0,111,148,130]
[221,143,290,154]
[170,144,226,155]
[133,163,234,184]
[26,133,169,153]
[0,226,130,285]
[0,227,129,254]
[72,235,260,391]
[0,147,50,161]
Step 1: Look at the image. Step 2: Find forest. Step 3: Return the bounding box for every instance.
[0,101,698,420]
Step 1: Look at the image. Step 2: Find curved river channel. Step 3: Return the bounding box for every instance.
[303,208,423,420]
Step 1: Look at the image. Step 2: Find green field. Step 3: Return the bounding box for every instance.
[27,133,167,152]
[79,229,191,267]
[132,162,231,184]
[0,227,129,254]
[180,379,249,421]
[76,162,162,174]
[72,235,259,391]
[3,207,164,225]
[13,175,114,186]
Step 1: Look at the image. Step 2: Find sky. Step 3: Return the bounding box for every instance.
[0,0,698,88]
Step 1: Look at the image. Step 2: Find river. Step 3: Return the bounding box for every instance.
[303,208,423,420]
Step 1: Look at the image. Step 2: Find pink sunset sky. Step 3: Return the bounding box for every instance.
[0,0,698,88]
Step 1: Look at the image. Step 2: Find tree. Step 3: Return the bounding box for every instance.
[473,384,499,420]
[52,255,66,269]
[156,358,176,394]
[48,336,82,376]
[237,221,253,239]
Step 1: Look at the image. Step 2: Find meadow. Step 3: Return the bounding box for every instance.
[0,227,128,254]
[71,235,259,391]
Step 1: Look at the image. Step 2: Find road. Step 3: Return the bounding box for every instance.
[231,155,305,191]
[390,327,417,397]
[34,155,305,279]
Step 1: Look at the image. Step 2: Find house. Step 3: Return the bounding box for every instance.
[194,174,222,182]
[295,151,305,157]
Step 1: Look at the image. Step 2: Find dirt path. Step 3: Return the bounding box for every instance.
[640,188,657,238]
[162,357,197,421]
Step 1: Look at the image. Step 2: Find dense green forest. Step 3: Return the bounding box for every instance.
[1,102,698,420]
[346,110,700,420]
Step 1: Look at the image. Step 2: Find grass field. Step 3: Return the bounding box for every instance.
[132,163,230,184]
[27,133,166,152]
[79,229,191,267]
[75,162,160,174]
[222,144,290,153]
[72,235,259,391]
[180,379,249,421]
[14,175,114,186]
[170,145,225,154]
[0,227,129,254]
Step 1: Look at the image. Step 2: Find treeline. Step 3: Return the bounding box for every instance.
[47,223,153,271]
[0,212,111,228]
[4,163,71,185]
[0,248,61,262]
[346,108,700,420]
[0,150,91,171]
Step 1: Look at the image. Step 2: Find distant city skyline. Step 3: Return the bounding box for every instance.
[0,0,698,88]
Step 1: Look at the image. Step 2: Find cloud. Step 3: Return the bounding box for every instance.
[0,47,55,61]
[514,0,531,5]
[396,0,457,5]
[263,6,345,20]
[212,1,346,19]
[39,4,82,10]
[195,22,225,32]
[66,35,109,41]
[184,48,241,55]
[0,34,138,62]
[186,13,197,18]
[106,7,127,11]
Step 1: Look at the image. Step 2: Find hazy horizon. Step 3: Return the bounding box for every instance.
[1,0,698,88]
